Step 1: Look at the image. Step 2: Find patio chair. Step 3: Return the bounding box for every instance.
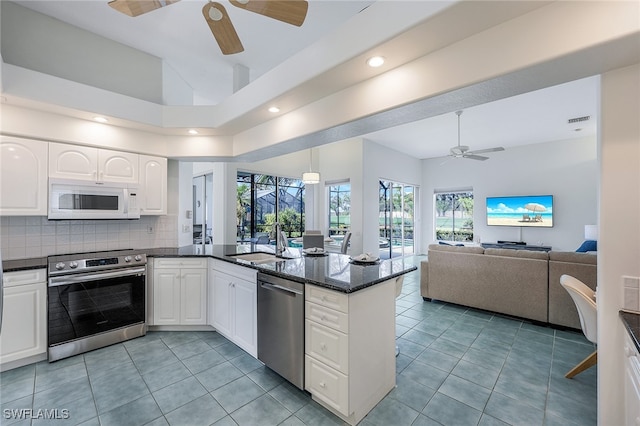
[340,232,352,254]
[303,234,324,249]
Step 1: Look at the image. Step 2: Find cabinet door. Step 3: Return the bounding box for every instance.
[233,278,257,356]
[0,282,47,365]
[98,149,138,183]
[211,271,232,337]
[153,269,181,325]
[181,269,207,325]
[625,336,640,426]
[139,155,167,215]
[49,143,98,181]
[0,137,48,215]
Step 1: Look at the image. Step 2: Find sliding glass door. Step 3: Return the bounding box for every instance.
[193,173,213,254]
[379,180,415,259]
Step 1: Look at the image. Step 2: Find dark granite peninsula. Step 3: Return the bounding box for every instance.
[147,244,417,294]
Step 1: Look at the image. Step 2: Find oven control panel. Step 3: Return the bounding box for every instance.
[49,251,147,275]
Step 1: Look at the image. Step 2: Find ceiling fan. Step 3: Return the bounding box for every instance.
[108,0,309,55]
[448,110,504,161]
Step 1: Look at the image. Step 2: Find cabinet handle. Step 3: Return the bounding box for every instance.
[319,382,326,388]
[320,343,327,351]
[175,274,180,279]
[321,315,327,321]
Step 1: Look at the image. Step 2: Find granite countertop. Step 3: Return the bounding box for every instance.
[2,244,417,294]
[620,310,640,353]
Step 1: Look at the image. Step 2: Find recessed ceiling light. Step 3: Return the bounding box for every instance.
[268,106,280,113]
[93,116,108,123]
[188,129,199,135]
[366,56,385,68]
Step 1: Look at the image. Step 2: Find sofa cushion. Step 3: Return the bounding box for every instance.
[484,248,549,260]
[428,244,484,254]
[549,250,597,265]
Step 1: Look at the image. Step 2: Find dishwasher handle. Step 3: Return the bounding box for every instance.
[259,281,303,296]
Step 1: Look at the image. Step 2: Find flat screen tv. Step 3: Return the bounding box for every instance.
[486,195,553,227]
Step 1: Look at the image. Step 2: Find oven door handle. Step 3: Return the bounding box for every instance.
[48,267,147,287]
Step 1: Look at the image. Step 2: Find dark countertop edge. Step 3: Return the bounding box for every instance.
[259,266,418,294]
[620,310,640,353]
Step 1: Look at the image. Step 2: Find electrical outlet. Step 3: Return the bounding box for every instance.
[182,224,191,233]
[147,226,154,234]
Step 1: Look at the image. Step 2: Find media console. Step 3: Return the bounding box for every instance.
[481,242,552,252]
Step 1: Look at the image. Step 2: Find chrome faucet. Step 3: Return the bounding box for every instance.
[273,222,286,256]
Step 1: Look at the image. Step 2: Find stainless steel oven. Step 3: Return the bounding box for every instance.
[47,250,147,362]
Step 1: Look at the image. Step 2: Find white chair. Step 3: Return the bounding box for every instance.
[303,234,324,249]
[340,232,352,254]
[560,274,597,378]
[395,275,404,357]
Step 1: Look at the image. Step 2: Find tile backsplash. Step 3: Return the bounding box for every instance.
[0,215,179,260]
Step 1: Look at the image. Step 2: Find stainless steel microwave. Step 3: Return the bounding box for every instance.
[48,178,140,220]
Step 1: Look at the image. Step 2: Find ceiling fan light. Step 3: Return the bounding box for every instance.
[302,171,320,185]
[208,6,223,21]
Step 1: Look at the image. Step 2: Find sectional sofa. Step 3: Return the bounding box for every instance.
[420,244,597,329]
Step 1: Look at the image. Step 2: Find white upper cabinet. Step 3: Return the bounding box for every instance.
[139,155,167,215]
[0,136,48,216]
[49,143,138,183]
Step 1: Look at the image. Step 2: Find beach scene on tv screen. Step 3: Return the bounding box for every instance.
[486,195,553,227]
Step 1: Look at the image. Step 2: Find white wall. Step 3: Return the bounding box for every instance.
[421,136,598,252]
[598,63,640,425]
[1,2,163,104]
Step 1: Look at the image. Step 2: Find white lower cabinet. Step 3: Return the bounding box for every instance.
[304,280,397,426]
[624,330,640,426]
[153,258,207,325]
[209,260,257,357]
[0,269,47,370]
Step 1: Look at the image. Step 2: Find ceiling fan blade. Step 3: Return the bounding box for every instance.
[108,0,180,17]
[467,147,505,155]
[203,2,244,55]
[464,154,489,161]
[229,0,308,26]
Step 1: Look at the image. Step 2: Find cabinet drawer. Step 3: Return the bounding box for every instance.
[305,301,348,333]
[305,284,348,313]
[154,258,207,269]
[305,355,348,416]
[3,269,47,288]
[306,320,348,374]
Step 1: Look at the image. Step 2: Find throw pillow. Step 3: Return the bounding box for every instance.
[576,240,597,253]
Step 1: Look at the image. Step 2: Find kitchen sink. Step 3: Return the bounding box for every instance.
[229,252,288,264]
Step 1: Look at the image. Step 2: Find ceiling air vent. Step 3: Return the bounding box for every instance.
[568,115,591,124]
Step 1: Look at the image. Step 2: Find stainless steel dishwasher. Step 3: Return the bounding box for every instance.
[257,272,305,389]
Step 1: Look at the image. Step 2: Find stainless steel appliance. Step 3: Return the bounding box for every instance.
[48,178,140,220]
[257,272,305,389]
[47,250,147,361]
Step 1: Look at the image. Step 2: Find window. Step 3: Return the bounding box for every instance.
[236,172,305,242]
[434,190,473,242]
[328,182,350,237]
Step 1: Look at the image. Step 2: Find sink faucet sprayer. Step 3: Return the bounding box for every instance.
[273,222,287,256]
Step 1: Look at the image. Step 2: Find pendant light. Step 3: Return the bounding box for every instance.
[302,147,320,184]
